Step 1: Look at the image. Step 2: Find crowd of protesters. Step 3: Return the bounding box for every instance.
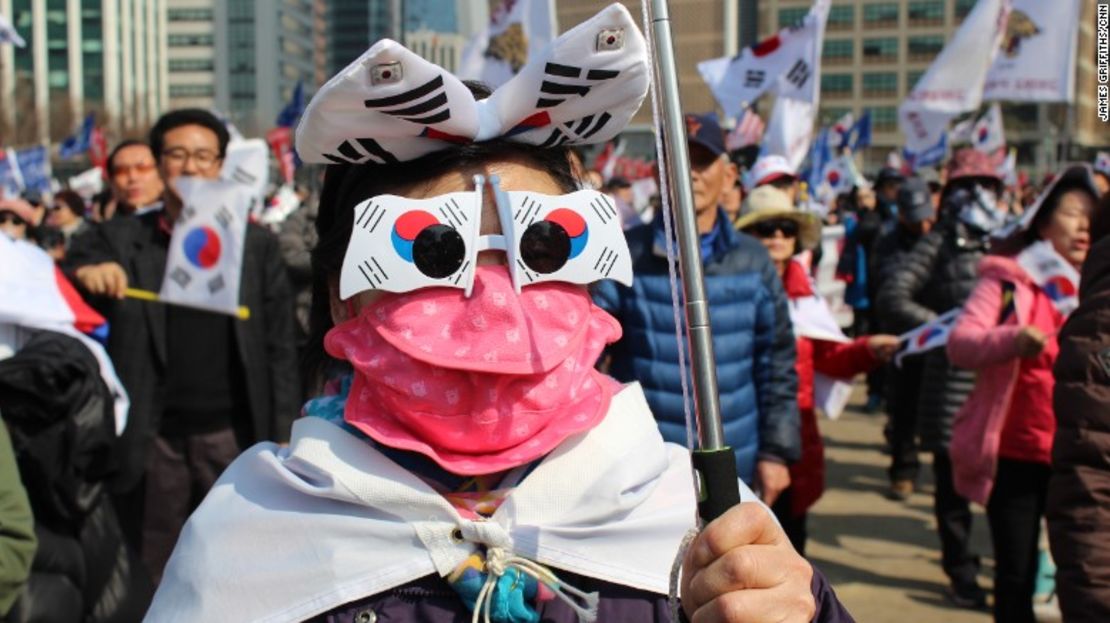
[0,100,1108,623]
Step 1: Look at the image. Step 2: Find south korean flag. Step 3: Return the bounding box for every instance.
[339,189,483,300]
[497,187,633,293]
[160,179,251,318]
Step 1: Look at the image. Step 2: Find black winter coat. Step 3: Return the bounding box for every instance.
[875,220,988,451]
[65,211,300,494]
[0,331,153,622]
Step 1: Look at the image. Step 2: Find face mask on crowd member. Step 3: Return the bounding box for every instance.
[108,141,165,211]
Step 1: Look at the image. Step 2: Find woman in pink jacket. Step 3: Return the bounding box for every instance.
[947,165,1101,623]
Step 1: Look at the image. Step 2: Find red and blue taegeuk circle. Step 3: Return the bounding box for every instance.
[826,170,841,186]
[976,126,990,144]
[183,226,222,269]
[544,208,588,259]
[916,325,944,348]
[392,210,440,262]
[1043,275,1076,301]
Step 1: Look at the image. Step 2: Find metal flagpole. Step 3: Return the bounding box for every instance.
[642,0,740,522]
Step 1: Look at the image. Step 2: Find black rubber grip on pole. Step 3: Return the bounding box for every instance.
[692,448,742,523]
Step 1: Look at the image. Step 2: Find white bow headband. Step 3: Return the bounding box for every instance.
[294,3,649,165]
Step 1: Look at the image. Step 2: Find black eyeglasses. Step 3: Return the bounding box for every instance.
[748,218,799,238]
[0,212,25,226]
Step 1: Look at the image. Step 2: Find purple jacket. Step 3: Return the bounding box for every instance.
[308,566,854,623]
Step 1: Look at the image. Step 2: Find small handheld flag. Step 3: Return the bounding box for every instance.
[1016,239,1080,317]
[159,179,252,319]
[895,308,960,367]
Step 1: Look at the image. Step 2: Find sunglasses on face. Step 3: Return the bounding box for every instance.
[339,175,633,300]
[748,218,799,239]
[0,212,25,226]
[112,162,157,179]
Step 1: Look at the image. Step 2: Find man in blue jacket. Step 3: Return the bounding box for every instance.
[594,114,800,504]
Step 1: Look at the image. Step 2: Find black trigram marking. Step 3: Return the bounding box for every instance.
[169,267,192,288]
[515,258,537,284]
[363,75,451,126]
[355,257,390,287]
[589,194,617,225]
[207,274,225,293]
[513,195,542,225]
[539,112,612,148]
[744,69,766,88]
[183,206,198,221]
[453,259,471,285]
[536,62,620,108]
[231,167,257,185]
[593,246,620,277]
[214,206,233,230]
[436,198,469,230]
[322,138,398,165]
[785,60,811,89]
[355,202,386,232]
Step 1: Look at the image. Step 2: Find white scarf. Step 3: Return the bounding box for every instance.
[147,383,758,623]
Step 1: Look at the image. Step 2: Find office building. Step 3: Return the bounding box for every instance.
[166,0,216,110]
[214,0,322,135]
[759,0,1106,171]
[0,0,168,145]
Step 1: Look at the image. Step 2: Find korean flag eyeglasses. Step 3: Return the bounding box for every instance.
[338,175,633,300]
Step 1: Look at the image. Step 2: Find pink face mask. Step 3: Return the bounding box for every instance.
[324,265,623,475]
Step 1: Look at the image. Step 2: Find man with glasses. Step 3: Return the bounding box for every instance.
[101,140,165,220]
[66,108,299,584]
[594,113,800,506]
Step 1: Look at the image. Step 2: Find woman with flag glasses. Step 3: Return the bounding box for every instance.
[144,6,854,622]
[946,164,1101,623]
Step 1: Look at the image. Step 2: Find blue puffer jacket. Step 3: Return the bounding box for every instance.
[593,211,800,483]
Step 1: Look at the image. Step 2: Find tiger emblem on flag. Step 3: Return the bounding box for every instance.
[485,23,528,73]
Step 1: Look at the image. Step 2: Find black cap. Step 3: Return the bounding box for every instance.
[897,177,934,223]
[606,175,632,189]
[876,167,905,185]
[685,113,726,156]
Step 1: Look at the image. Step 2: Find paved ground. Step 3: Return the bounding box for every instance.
[806,395,994,622]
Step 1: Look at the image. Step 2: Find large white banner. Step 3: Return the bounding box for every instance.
[160,179,251,318]
[759,0,829,171]
[983,0,1078,102]
[899,0,1011,151]
[761,95,817,172]
[458,0,556,89]
[221,138,269,218]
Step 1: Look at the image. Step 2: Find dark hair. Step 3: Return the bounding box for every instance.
[301,86,578,391]
[31,225,64,250]
[149,108,230,162]
[992,176,1100,255]
[52,190,86,218]
[1093,191,1110,245]
[106,139,152,175]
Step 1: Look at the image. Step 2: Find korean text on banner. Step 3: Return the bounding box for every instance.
[898,0,1011,152]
